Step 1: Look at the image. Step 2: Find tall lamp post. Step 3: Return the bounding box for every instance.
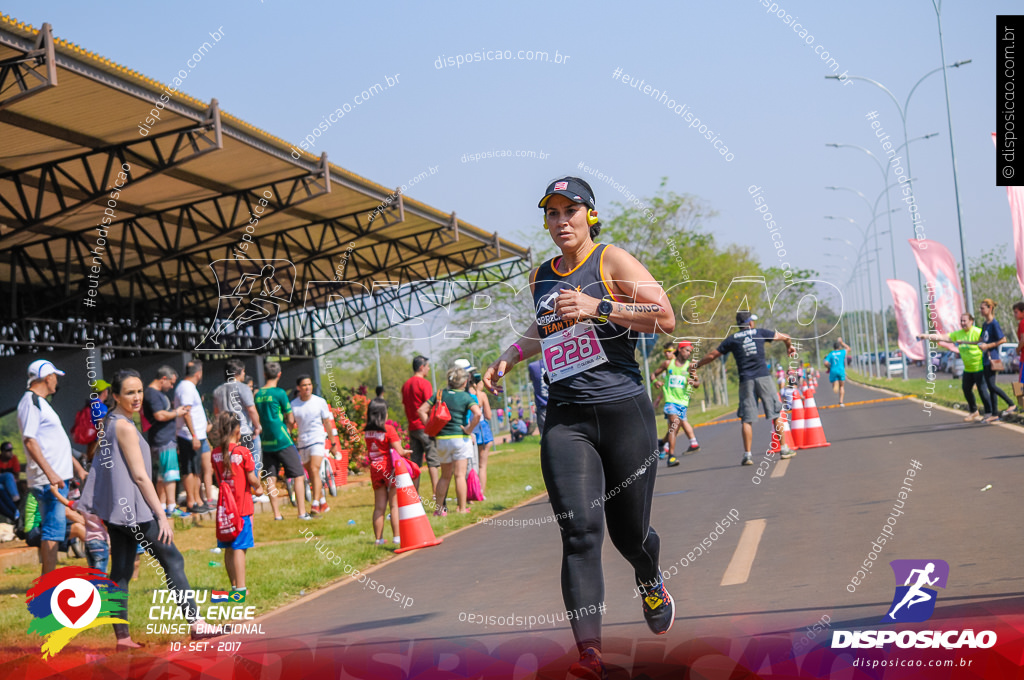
[825,217,884,378]
[824,201,901,377]
[929,0,973,311]
[825,59,972,348]
[826,139,935,378]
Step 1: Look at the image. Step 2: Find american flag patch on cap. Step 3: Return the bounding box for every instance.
[554,181,568,191]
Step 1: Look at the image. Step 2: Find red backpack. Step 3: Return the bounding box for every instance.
[71,407,97,445]
[214,446,246,543]
[216,477,243,543]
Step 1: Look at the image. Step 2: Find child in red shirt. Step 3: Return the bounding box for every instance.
[364,398,413,546]
[211,413,263,595]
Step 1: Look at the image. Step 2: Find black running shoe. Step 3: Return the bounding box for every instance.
[666,455,680,467]
[686,443,700,453]
[638,578,675,635]
[568,647,607,680]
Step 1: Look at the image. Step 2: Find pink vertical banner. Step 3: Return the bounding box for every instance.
[992,132,1024,297]
[886,279,925,361]
[908,239,965,335]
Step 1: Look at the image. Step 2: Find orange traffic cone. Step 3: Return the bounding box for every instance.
[392,456,443,554]
[790,387,806,449]
[767,408,799,454]
[800,391,832,449]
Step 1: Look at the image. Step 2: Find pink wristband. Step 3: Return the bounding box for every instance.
[511,343,524,361]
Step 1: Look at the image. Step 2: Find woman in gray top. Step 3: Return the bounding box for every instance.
[81,369,213,648]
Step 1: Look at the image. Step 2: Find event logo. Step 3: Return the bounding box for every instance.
[26,566,127,659]
[884,559,949,623]
[833,559,996,650]
[197,259,296,350]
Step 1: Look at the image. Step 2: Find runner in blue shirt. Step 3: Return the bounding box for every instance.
[824,338,851,407]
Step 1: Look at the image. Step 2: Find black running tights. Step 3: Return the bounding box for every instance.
[540,393,661,653]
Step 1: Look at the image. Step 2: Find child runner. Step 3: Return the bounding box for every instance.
[364,398,412,546]
[652,341,700,467]
[211,412,262,596]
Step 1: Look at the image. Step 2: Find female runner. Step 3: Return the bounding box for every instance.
[483,176,676,678]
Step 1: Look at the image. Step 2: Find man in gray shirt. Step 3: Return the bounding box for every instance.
[213,359,263,475]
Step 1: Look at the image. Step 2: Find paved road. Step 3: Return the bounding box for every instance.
[160,381,1024,678]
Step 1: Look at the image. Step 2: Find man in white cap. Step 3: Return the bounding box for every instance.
[18,360,75,574]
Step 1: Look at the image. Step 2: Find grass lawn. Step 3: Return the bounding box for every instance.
[847,369,989,412]
[0,437,547,653]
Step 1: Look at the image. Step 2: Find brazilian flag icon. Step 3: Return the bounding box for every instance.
[229,590,246,603]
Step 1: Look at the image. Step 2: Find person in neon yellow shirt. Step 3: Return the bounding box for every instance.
[652,341,700,467]
[918,312,996,422]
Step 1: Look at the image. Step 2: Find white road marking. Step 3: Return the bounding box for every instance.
[771,459,790,478]
[720,519,767,586]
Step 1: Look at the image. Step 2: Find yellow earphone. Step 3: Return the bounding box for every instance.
[541,207,599,229]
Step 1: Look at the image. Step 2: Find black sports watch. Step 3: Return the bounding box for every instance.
[596,297,614,323]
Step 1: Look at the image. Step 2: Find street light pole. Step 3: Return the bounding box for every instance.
[826,139,935,379]
[825,217,883,378]
[826,59,971,370]
[930,0,973,311]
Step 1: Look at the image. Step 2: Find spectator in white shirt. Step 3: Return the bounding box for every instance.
[174,360,213,514]
[290,375,340,515]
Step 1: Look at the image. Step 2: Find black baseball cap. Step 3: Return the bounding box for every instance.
[538,177,596,210]
[736,311,759,326]
[0,442,12,452]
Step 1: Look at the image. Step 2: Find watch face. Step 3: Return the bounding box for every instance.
[598,300,613,316]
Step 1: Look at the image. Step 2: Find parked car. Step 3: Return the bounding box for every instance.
[938,351,954,373]
[950,357,964,379]
[998,343,1017,374]
[1009,346,1021,374]
[886,355,904,376]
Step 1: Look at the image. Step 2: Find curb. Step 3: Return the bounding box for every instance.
[847,379,1024,432]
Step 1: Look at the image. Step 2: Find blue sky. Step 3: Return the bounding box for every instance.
[5,0,1013,324]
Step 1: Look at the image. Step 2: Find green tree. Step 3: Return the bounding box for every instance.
[966,245,1021,340]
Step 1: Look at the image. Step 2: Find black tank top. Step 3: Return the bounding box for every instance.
[532,243,644,404]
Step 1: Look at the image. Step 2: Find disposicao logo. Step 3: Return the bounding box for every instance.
[26,566,127,658]
[832,559,997,650]
[884,559,948,623]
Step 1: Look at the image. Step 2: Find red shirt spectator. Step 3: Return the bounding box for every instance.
[212,443,255,517]
[402,375,433,431]
[0,454,20,476]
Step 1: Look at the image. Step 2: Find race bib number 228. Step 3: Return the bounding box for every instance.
[541,323,609,383]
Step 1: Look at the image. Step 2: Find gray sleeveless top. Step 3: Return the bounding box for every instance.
[79,412,154,525]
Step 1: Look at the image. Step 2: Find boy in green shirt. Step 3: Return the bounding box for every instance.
[652,342,700,467]
[918,312,995,422]
[255,362,309,520]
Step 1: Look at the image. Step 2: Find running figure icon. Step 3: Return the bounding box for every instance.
[197,259,296,351]
[887,562,939,620]
[209,265,284,341]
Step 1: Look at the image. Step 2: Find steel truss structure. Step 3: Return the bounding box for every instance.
[0,18,530,359]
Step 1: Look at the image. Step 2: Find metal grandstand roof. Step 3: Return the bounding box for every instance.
[0,15,531,355]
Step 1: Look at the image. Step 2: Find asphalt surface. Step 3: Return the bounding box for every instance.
[164,381,1024,678]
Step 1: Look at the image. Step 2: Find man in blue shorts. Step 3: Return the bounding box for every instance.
[824,338,851,407]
